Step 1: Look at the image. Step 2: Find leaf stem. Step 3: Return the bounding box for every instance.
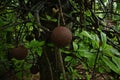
[91,48,100,80]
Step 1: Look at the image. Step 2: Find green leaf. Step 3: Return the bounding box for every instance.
[86,72,91,80]
[46,15,51,20]
[78,51,95,67]
[102,44,120,57]
[51,18,57,22]
[73,41,78,51]
[0,18,8,26]
[80,31,92,39]
[117,3,120,12]
[36,47,43,56]
[112,56,120,70]
[28,12,34,19]
[40,17,47,21]
[26,40,45,48]
[64,56,72,62]
[60,49,71,54]
[110,48,120,56]
[47,43,54,47]
[85,10,91,17]
[91,34,100,48]
[5,27,14,31]
[100,31,107,48]
[101,56,120,74]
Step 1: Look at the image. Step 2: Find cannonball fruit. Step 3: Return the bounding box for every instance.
[30,65,39,74]
[51,26,72,47]
[11,45,28,60]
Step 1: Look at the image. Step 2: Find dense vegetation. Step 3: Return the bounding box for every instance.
[1,0,120,80]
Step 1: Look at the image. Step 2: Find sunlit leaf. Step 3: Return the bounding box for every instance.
[100,32,107,48]
[85,10,91,17]
[91,34,100,48]
[73,41,78,51]
[112,56,120,69]
[78,50,95,67]
[51,18,57,22]
[46,15,51,20]
[60,49,71,54]
[80,31,92,39]
[110,48,120,56]
[101,56,120,74]
[64,56,72,62]
[116,3,120,12]
[37,47,43,56]
[27,40,45,48]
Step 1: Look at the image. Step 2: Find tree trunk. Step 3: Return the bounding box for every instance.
[38,46,60,80]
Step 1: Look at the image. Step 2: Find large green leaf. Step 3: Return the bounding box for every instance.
[101,56,120,74]
[78,50,96,67]
[36,47,43,56]
[85,10,91,17]
[80,31,100,48]
[116,3,120,12]
[112,56,120,70]
[102,44,120,57]
[100,31,107,48]
[26,40,45,48]
[73,41,78,51]
[110,48,120,56]
[91,34,100,49]
[64,56,73,62]
[80,31,92,39]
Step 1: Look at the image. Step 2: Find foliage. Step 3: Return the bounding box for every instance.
[0,0,120,80]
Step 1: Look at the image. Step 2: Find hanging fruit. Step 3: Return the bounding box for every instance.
[51,26,72,47]
[11,45,28,60]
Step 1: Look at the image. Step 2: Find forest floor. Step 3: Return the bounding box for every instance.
[75,64,115,80]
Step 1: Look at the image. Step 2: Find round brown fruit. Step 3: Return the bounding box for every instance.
[51,26,72,47]
[11,45,28,60]
[30,65,39,74]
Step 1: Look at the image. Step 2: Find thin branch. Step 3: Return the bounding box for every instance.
[34,10,50,31]
[95,11,120,16]
[58,0,66,25]
[107,38,120,52]
[98,0,107,12]
[91,48,100,80]
[58,49,67,80]
[31,1,49,31]
[0,20,31,31]
[44,47,53,80]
